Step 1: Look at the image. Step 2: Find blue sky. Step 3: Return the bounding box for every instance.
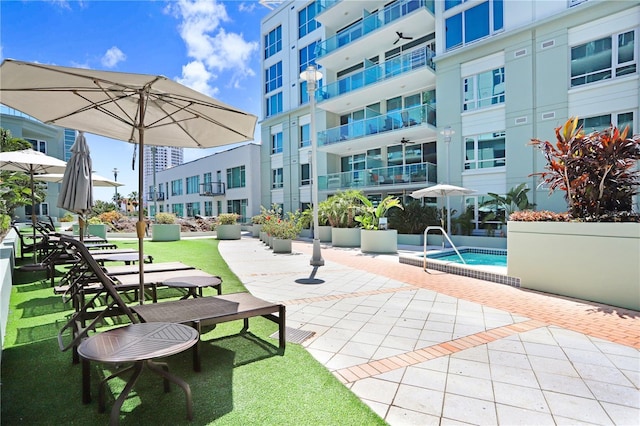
[0,0,271,201]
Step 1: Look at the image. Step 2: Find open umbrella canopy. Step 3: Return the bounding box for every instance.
[0,149,67,261]
[0,59,257,302]
[410,183,476,199]
[35,173,123,187]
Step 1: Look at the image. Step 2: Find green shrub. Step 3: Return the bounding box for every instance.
[155,212,177,224]
[87,216,103,225]
[217,213,239,225]
[60,214,74,222]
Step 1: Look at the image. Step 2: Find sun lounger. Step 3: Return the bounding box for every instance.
[105,261,195,276]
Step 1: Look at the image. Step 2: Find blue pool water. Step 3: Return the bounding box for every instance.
[427,251,507,267]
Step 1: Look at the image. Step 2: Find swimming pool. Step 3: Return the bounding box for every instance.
[427,249,507,267]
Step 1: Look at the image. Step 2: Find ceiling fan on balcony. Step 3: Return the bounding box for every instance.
[393,31,413,45]
[400,137,414,145]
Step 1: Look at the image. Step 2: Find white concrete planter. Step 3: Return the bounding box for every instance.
[318,225,332,243]
[272,238,292,254]
[73,223,107,239]
[507,221,640,310]
[151,224,180,242]
[361,229,397,253]
[252,224,262,238]
[331,227,361,247]
[216,224,241,240]
[397,233,423,246]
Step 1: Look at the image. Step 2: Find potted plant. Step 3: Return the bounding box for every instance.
[270,211,303,254]
[251,213,264,238]
[319,190,365,247]
[152,212,180,241]
[355,194,403,253]
[508,118,640,310]
[215,213,241,240]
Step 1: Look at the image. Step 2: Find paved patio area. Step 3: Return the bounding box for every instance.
[219,236,640,425]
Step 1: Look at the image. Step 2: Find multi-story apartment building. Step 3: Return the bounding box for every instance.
[142,145,184,211]
[1,109,73,221]
[260,0,639,232]
[153,143,262,222]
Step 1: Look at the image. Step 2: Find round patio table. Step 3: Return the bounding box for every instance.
[163,275,223,298]
[77,322,198,425]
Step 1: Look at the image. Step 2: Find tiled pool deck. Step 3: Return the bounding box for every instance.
[220,237,640,425]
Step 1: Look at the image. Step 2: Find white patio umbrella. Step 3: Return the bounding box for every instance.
[410,183,476,234]
[0,59,257,303]
[57,131,93,241]
[0,149,67,261]
[35,173,123,187]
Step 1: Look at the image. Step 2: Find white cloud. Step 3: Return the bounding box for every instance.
[101,46,126,68]
[176,60,219,97]
[238,2,257,13]
[168,0,258,92]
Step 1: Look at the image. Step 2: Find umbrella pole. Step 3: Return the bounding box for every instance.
[136,91,146,305]
[30,168,38,263]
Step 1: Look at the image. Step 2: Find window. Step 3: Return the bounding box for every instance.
[226,166,246,189]
[445,0,503,50]
[266,92,283,117]
[271,131,283,154]
[265,62,283,93]
[171,179,183,196]
[216,200,222,216]
[186,175,200,194]
[186,202,200,217]
[301,163,310,186]
[465,132,506,170]
[171,203,184,217]
[25,202,48,216]
[204,201,212,216]
[463,67,505,111]
[570,30,636,87]
[272,168,284,189]
[298,1,320,38]
[25,138,47,153]
[300,123,310,147]
[203,172,212,186]
[264,25,282,59]
[299,40,321,104]
[227,199,248,222]
[578,111,634,135]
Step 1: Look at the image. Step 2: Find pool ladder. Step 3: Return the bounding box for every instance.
[422,226,466,271]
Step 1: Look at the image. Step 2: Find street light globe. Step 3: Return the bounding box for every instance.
[300,65,323,85]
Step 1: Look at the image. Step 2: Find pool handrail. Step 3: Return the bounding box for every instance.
[423,226,466,270]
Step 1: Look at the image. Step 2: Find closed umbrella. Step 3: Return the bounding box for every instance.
[410,183,476,234]
[0,149,67,261]
[0,59,257,303]
[57,131,93,241]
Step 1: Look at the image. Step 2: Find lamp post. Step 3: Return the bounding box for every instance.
[300,65,324,267]
[112,167,119,211]
[440,126,454,234]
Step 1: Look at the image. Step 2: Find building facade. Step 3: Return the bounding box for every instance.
[260,0,639,231]
[152,143,262,222]
[142,145,184,211]
[1,110,73,222]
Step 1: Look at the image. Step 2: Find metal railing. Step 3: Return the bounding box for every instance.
[316,0,434,58]
[319,162,436,191]
[200,182,225,196]
[318,46,435,101]
[318,104,436,147]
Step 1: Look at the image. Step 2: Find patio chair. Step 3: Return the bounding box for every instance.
[57,235,286,373]
[12,224,55,260]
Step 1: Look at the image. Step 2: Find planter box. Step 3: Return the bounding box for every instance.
[272,238,292,254]
[397,233,423,246]
[252,224,262,238]
[73,223,107,239]
[361,229,397,253]
[318,225,332,243]
[216,224,241,240]
[507,221,640,310]
[331,227,360,247]
[151,224,181,241]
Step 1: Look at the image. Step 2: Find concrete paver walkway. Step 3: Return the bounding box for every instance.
[219,237,640,425]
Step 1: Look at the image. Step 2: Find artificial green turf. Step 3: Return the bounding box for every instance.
[1,238,386,425]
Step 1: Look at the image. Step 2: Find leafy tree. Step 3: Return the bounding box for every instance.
[354,194,403,230]
[317,190,365,228]
[388,200,438,234]
[480,183,535,225]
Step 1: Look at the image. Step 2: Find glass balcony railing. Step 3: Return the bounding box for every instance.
[317,0,340,13]
[200,182,225,196]
[318,46,435,101]
[316,0,434,58]
[319,162,437,191]
[146,191,165,201]
[318,104,436,147]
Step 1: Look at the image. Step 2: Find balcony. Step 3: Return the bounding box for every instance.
[200,182,225,196]
[315,0,435,70]
[317,45,435,114]
[146,191,165,201]
[316,0,381,30]
[318,104,436,154]
[319,162,437,192]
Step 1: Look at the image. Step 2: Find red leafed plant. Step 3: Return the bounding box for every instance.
[530,117,640,221]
